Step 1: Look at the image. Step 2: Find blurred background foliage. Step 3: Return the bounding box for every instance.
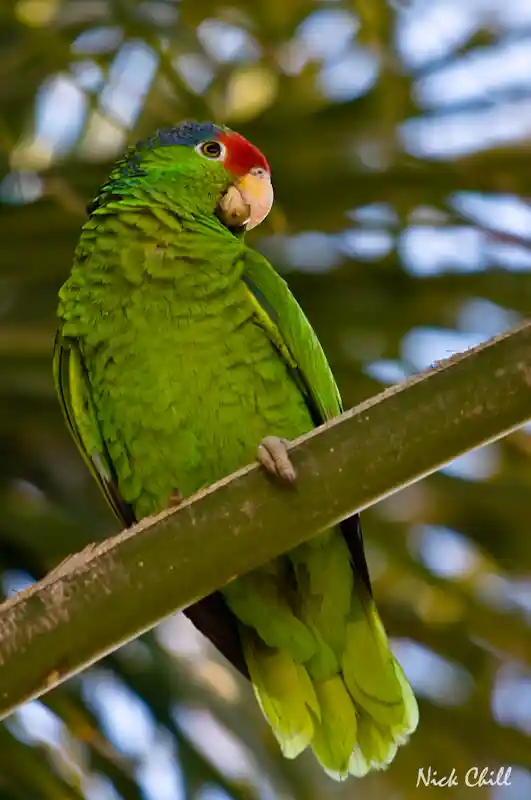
[0,0,530,797]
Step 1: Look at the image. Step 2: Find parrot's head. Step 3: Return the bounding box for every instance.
[111,120,273,232]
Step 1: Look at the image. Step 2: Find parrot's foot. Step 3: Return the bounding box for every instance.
[257,436,296,484]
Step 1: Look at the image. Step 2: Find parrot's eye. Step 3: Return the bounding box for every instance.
[196,140,225,161]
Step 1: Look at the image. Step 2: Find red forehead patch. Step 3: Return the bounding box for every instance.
[218,130,270,176]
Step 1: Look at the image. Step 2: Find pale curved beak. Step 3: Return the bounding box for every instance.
[218,171,274,231]
[235,171,274,230]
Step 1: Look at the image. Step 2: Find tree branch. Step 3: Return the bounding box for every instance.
[0,321,530,719]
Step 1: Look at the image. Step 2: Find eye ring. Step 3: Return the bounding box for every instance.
[195,140,225,161]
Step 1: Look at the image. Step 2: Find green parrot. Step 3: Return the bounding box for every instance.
[55,121,418,779]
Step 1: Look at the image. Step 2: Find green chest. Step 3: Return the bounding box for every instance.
[91,287,312,516]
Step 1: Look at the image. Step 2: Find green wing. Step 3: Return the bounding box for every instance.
[242,249,342,425]
[242,249,372,595]
[53,329,249,673]
[53,330,135,528]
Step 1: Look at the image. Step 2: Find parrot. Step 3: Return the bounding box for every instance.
[55,120,418,780]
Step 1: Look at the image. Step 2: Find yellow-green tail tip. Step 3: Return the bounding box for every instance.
[242,601,418,781]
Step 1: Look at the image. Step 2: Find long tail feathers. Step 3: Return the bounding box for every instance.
[311,676,358,780]
[223,531,418,779]
[239,594,418,780]
[243,635,320,759]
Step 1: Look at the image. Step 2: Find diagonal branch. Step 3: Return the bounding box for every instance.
[0,321,530,720]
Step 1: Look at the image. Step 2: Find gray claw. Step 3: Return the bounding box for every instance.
[257,436,296,484]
